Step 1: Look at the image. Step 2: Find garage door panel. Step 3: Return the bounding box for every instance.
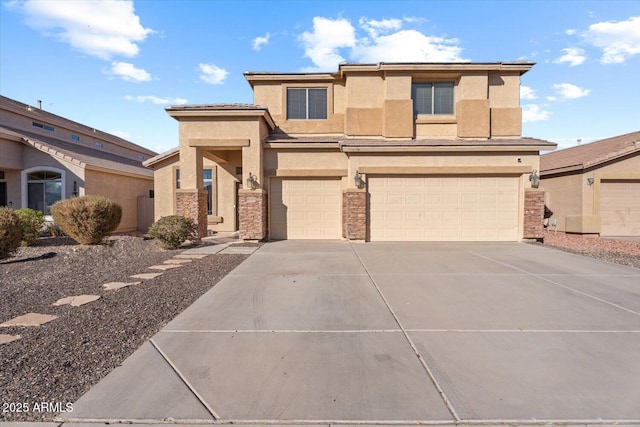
[270,178,341,240]
[600,181,640,236]
[369,176,519,241]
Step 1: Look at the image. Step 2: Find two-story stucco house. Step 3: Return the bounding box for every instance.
[0,95,156,232]
[144,62,555,241]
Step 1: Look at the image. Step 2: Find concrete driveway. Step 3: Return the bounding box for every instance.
[62,241,640,425]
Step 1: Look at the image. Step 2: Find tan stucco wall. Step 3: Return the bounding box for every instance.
[2,169,21,208]
[0,139,23,169]
[488,72,520,108]
[457,100,490,138]
[250,68,523,139]
[84,169,153,232]
[541,173,583,232]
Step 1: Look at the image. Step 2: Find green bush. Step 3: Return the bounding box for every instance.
[148,215,195,249]
[0,207,22,259]
[51,196,122,245]
[15,208,44,246]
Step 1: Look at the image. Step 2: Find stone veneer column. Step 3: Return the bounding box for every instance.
[523,189,545,239]
[342,189,367,240]
[238,189,268,240]
[176,189,208,240]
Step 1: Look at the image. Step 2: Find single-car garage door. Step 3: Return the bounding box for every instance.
[369,176,519,241]
[600,180,640,236]
[270,178,342,239]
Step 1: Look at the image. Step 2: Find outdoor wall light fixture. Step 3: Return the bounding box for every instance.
[587,177,595,186]
[354,171,365,189]
[529,170,540,189]
[246,172,259,190]
[72,180,78,197]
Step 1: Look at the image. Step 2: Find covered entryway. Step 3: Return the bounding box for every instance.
[368,176,520,241]
[270,178,341,239]
[600,180,640,236]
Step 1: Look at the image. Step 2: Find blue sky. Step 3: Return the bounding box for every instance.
[1,0,639,153]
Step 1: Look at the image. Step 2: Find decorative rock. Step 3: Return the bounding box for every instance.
[53,295,101,307]
[0,334,21,345]
[149,264,183,270]
[130,272,163,279]
[102,281,141,291]
[0,313,58,327]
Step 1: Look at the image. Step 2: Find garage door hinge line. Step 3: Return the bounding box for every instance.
[469,251,640,318]
[149,338,221,420]
[347,241,461,423]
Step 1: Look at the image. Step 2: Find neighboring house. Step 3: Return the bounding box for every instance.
[540,131,640,237]
[144,62,555,241]
[0,95,156,232]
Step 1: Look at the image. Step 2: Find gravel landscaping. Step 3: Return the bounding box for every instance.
[0,235,254,422]
[539,232,640,270]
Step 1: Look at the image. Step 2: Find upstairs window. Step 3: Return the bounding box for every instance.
[412,82,454,115]
[287,88,327,120]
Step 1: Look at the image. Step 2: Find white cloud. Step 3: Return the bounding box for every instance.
[565,29,577,36]
[125,95,188,105]
[554,47,587,66]
[253,32,270,51]
[9,0,153,60]
[553,83,591,99]
[198,63,228,85]
[299,17,356,71]
[352,30,465,63]
[522,104,550,123]
[298,16,465,71]
[520,85,538,100]
[359,17,403,38]
[584,16,640,63]
[546,96,557,102]
[110,62,151,82]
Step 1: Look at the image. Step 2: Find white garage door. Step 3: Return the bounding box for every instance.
[270,178,342,239]
[600,180,640,236]
[369,176,520,241]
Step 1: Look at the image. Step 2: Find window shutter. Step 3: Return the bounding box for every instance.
[287,88,307,119]
[308,88,327,119]
[433,83,454,114]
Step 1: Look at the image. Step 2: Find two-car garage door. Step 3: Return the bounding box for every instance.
[269,176,520,241]
[600,180,640,236]
[368,176,519,241]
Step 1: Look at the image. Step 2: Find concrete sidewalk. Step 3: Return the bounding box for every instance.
[59,241,640,425]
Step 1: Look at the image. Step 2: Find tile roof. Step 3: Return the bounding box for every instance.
[165,103,267,111]
[540,130,640,175]
[0,95,157,157]
[265,134,555,147]
[1,125,153,178]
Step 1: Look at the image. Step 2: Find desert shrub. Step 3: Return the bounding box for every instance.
[148,215,195,249]
[0,207,22,259]
[51,196,122,245]
[15,208,44,246]
[46,222,66,237]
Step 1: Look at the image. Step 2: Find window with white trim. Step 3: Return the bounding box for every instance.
[286,88,327,120]
[27,170,62,214]
[411,82,454,115]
